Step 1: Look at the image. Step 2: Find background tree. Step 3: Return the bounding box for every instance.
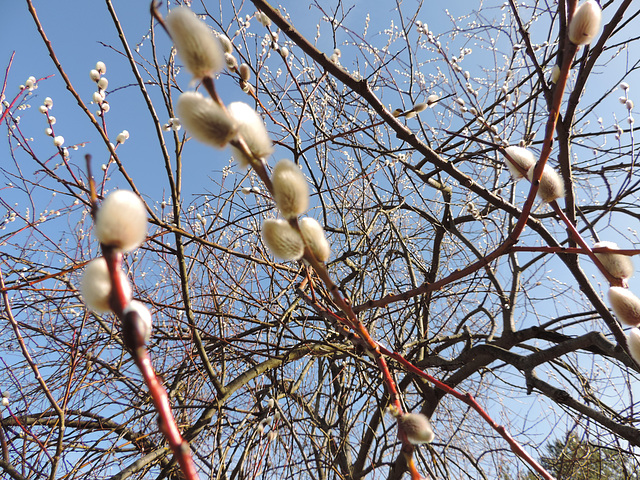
[520,431,639,479]
[1,0,640,479]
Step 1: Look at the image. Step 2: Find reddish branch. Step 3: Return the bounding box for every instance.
[85,163,199,480]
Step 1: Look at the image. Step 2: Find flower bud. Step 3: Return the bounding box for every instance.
[593,241,634,280]
[81,257,132,312]
[299,217,330,262]
[218,35,233,54]
[98,77,108,90]
[122,300,152,349]
[569,1,602,46]
[239,63,251,82]
[628,328,640,364]
[116,130,130,144]
[177,91,237,148]
[261,219,304,260]
[272,160,309,218]
[95,61,107,74]
[53,136,64,147]
[95,190,148,252]
[551,64,560,83]
[227,101,273,167]
[426,94,440,106]
[503,146,536,180]
[90,69,100,82]
[527,164,565,203]
[413,103,428,113]
[608,287,640,327]
[398,413,434,445]
[166,6,224,79]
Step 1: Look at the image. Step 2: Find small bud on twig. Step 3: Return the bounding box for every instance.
[122,300,152,350]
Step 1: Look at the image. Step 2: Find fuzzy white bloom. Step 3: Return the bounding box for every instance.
[166,7,224,79]
[455,97,465,107]
[90,69,101,82]
[81,257,132,312]
[398,413,434,445]
[123,300,152,346]
[44,97,53,108]
[39,105,48,114]
[405,111,417,119]
[227,101,273,167]
[628,328,640,364]
[177,91,237,149]
[95,190,148,252]
[299,217,330,262]
[218,35,233,54]
[261,219,304,260]
[551,64,560,83]
[503,146,536,180]
[53,136,64,147]
[626,99,634,111]
[272,159,309,218]
[101,103,110,113]
[609,287,640,326]
[239,63,251,82]
[116,130,130,144]
[98,77,108,90]
[93,92,104,103]
[280,47,290,59]
[620,82,630,91]
[45,127,52,136]
[593,241,634,280]
[527,163,565,203]
[225,53,238,71]
[427,94,440,106]
[96,61,106,74]
[569,1,602,46]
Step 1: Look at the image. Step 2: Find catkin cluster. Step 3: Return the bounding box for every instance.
[501,146,564,203]
[164,6,330,265]
[80,190,152,348]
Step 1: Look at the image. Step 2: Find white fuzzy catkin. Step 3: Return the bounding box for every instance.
[261,219,304,260]
[81,257,132,312]
[299,217,330,262]
[272,159,309,219]
[569,1,602,46]
[608,287,640,327]
[503,146,536,180]
[527,164,565,203]
[123,300,152,345]
[398,413,434,445]
[95,190,148,252]
[628,328,640,364]
[227,101,273,167]
[593,241,634,280]
[166,7,224,79]
[177,92,237,148]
